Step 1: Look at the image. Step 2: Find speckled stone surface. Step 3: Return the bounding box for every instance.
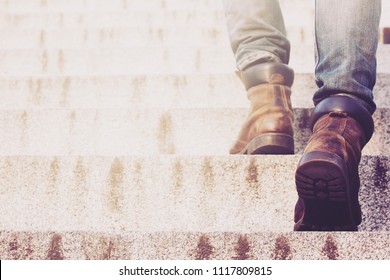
[0,231,389,260]
[0,156,388,233]
[0,108,388,156]
[0,74,389,110]
[1,46,390,76]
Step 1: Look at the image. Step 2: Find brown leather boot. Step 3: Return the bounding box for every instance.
[230,62,295,155]
[294,95,374,231]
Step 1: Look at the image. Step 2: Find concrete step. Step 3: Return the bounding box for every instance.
[0,0,224,13]
[0,231,389,260]
[0,11,228,28]
[0,27,232,48]
[3,26,390,50]
[0,47,235,75]
[0,108,388,156]
[0,45,390,75]
[1,74,389,109]
[0,25,319,48]
[0,156,388,233]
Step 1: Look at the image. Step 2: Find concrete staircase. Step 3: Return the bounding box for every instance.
[0,0,389,260]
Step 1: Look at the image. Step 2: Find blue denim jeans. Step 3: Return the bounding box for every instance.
[223,0,381,113]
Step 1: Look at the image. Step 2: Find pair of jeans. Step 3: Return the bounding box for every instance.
[223,0,381,114]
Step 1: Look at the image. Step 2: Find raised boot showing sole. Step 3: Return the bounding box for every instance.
[294,96,374,231]
[295,150,359,231]
[230,62,295,155]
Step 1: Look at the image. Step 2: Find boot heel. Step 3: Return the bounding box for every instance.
[246,133,294,155]
[295,151,357,231]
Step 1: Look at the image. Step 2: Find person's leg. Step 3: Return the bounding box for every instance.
[223,0,290,70]
[313,0,381,113]
[294,0,381,231]
[223,0,295,154]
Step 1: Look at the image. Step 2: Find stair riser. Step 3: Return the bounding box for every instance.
[0,12,228,28]
[0,231,388,260]
[0,156,388,233]
[0,12,313,29]
[0,0,223,12]
[1,74,389,109]
[1,46,389,75]
[0,108,388,155]
[0,26,319,48]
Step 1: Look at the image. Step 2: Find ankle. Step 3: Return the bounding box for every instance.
[311,95,374,143]
[241,62,294,90]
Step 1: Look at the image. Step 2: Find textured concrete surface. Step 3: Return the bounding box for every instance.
[0,108,388,155]
[0,73,389,109]
[1,46,390,75]
[0,156,388,233]
[0,47,237,75]
[0,0,224,12]
[0,26,232,48]
[0,25,320,48]
[0,11,229,28]
[0,231,389,260]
